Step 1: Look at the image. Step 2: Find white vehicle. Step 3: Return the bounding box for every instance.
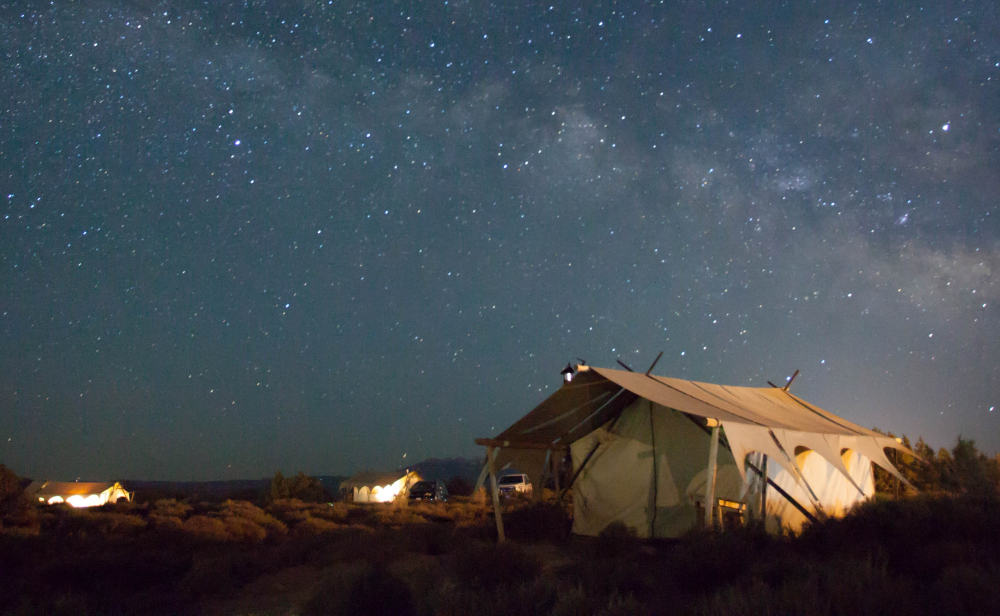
[497,473,532,497]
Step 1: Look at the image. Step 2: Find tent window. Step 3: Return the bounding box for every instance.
[695,499,747,531]
[718,499,746,531]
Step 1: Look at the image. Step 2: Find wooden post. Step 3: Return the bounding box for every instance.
[553,450,561,493]
[535,449,551,502]
[760,454,768,522]
[486,446,506,542]
[704,422,720,529]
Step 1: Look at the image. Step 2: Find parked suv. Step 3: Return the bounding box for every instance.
[497,473,532,497]
[408,479,448,502]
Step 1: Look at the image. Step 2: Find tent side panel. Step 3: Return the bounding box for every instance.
[571,400,654,537]
[650,405,743,537]
[766,450,874,532]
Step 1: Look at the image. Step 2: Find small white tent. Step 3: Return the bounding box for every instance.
[476,365,911,538]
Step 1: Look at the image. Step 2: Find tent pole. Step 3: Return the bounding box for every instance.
[745,459,817,524]
[553,449,561,493]
[486,446,506,542]
[760,454,768,522]
[559,441,599,500]
[648,400,659,536]
[536,449,551,502]
[704,423,720,529]
[473,452,491,494]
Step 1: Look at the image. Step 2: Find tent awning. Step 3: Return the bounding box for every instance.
[478,365,912,487]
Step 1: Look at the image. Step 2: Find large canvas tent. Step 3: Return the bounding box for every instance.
[476,364,911,539]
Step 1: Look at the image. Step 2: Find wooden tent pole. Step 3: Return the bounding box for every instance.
[553,449,561,493]
[760,453,768,522]
[486,446,506,542]
[745,459,817,524]
[535,449,551,502]
[703,423,720,529]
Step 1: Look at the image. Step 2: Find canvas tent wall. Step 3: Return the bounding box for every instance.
[27,480,132,508]
[339,470,421,503]
[476,365,910,538]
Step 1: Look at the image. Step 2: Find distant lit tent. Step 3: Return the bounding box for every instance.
[339,470,421,503]
[27,480,132,508]
[476,364,913,539]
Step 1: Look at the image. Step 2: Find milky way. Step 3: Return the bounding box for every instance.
[2,2,997,480]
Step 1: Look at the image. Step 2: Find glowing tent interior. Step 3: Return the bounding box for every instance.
[476,364,913,539]
[27,480,133,508]
[339,470,421,503]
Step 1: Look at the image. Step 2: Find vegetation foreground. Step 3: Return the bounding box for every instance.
[0,487,997,615]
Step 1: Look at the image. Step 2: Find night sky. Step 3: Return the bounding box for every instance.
[2,2,997,481]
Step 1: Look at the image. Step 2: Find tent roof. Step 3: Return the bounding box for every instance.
[485,366,889,448]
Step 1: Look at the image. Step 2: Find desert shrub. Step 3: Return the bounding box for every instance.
[177,552,239,597]
[929,562,1000,615]
[294,514,342,535]
[446,476,473,496]
[550,584,591,616]
[0,465,36,531]
[220,515,268,542]
[181,514,231,541]
[593,520,640,557]
[268,471,330,503]
[304,562,415,616]
[376,504,428,527]
[407,499,453,522]
[218,499,287,537]
[403,521,455,555]
[428,577,557,616]
[600,593,650,616]
[547,585,649,616]
[558,549,648,599]
[502,501,572,542]
[689,553,909,616]
[269,499,351,529]
[89,511,147,536]
[449,540,541,591]
[152,498,192,518]
[148,513,184,532]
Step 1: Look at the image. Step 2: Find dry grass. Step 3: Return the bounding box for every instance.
[2,493,999,615]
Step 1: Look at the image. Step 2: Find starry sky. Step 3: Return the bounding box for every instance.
[2,1,997,481]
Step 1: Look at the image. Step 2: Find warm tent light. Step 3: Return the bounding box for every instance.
[372,474,410,502]
[66,494,104,508]
[30,481,132,508]
[345,470,420,503]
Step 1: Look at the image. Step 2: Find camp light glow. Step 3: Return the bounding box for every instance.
[371,475,409,502]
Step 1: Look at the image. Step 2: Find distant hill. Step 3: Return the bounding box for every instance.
[404,457,482,483]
